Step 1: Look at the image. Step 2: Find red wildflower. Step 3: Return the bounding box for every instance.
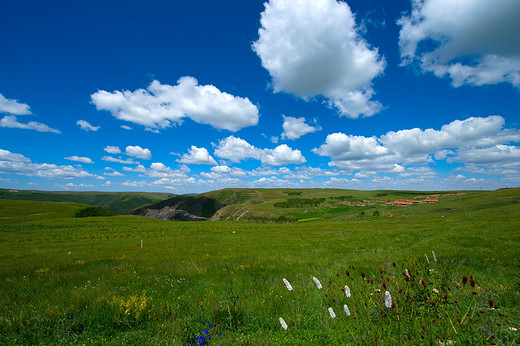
[382,282,387,289]
[346,271,349,276]
[457,318,461,323]
[336,273,339,277]
[392,262,396,267]
[470,279,475,287]
[462,276,468,284]
[361,272,365,279]
[472,291,477,295]
[405,277,410,282]
[488,299,494,308]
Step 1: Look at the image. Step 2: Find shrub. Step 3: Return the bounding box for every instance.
[74,206,114,218]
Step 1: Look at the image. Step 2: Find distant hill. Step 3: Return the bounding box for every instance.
[133,187,520,222]
[0,189,173,214]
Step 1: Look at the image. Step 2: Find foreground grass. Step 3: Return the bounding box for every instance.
[0,192,519,344]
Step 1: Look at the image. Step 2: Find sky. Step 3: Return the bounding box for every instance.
[1,0,520,194]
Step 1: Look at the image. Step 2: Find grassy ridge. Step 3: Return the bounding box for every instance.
[0,189,519,344]
[0,189,173,214]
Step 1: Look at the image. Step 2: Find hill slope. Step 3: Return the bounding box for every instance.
[134,187,520,222]
[0,189,173,214]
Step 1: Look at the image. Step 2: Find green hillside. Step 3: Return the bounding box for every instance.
[0,189,173,214]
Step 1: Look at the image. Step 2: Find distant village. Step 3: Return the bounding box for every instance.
[321,192,466,209]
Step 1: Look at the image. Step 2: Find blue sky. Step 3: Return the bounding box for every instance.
[1,0,519,194]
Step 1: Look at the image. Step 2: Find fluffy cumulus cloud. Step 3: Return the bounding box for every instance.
[177,146,217,165]
[91,77,259,132]
[281,115,321,140]
[214,136,261,163]
[0,115,60,134]
[104,146,121,154]
[313,133,388,160]
[253,0,385,118]
[76,120,100,132]
[262,144,306,166]
[214,136,306,166]
[0,94,32,115]
[314,115,520,174]
[125,145,151,160]
[398,0,520,88]
[64,156,93,164]
[0,148,98,179]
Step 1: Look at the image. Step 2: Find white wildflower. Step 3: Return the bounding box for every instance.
[312,276,322,290]
[433,288,439,293]
[282,278,293,291]
[432,250,437,262]
[385,291,392,308]
[279,317,288,330]
[328,307,336,319]
[405,268,410,277]
[345,285,351,298]
[424,254,430,264]
[343,304,351,316]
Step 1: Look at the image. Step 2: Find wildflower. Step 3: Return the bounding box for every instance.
[382,282,387,289]
[392,261,396,267]
[279,317,288,330]
[432,251,437,262]
[424,254,430,264]
[405,268,410,277]
[336,273,339,277]
[385,291,392,308]
[344,304,351,316]
[361,272,365,279]
[282,278,293,291]
[488,299,494,308]
[345,285,351,298]
[470,279,475,287]
[346,270,350,276]
[462,276,468,284]
[328,307,336,319]
[312,277,322,289]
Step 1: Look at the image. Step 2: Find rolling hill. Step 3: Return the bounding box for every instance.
[0,188,173,214]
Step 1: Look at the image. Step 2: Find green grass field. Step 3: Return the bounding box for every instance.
[0,189,519,344]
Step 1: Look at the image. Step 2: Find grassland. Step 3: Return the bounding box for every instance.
[0,188,519,344]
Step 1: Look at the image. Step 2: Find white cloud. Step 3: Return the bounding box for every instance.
[214,136,306,166]
[146,162,188,178]
[177,146,217,165]
[261,144,306,166]
[457,145,520,165]
[104,146,121,154]
[253,0,385,118]
[104,167,124,176]
[0,149,98,179]
[398,0,520,88]
[121,125,132,130]
[123,164,146,172]
[102,156,139,164]
[91,77,259,132]
[211,165,231,173]
[0,94,31,115]
[125,145,151,160]
[214,136,261,162]
[281,115,320,140]
[380,116,520,156]
[76,120,100,132]
[57,182,94,189]
[313,133,388,160]
[0,115,60,134]
[0,149,31,163]
[64,156,93,164]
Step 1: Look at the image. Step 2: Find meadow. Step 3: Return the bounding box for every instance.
[0,189,519,345]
